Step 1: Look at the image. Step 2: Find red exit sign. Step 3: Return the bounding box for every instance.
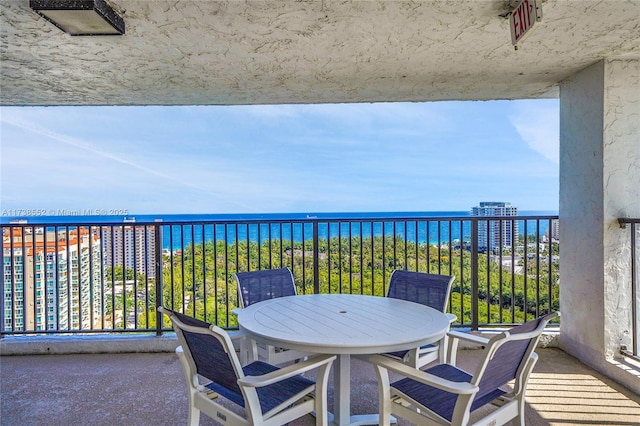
[510,0,542,47]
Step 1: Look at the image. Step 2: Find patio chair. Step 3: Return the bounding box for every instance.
[366,311,560,426]
[384,270,456,368]
[158,306,335,426]
[235,267,310,364]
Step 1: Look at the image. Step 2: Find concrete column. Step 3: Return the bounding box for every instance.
[559,58,639,392]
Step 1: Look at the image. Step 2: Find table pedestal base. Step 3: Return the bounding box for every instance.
[330,354,397,426]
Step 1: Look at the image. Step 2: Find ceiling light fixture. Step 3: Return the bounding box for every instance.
[30,0,124,36]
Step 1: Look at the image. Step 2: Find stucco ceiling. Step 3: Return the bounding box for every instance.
[0,0,638,106]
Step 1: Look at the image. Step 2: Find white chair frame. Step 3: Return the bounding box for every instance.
[160,307,335,426]
[368,312,559,426]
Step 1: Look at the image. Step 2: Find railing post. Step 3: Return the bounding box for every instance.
[0,226,5,339]
[631,222,638,357]
[154,222,163,336]
[619,218,639,359]
[471,219,479,330]
[313,221,320,294]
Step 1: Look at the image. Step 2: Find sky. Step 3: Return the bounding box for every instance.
[0,99,559,216]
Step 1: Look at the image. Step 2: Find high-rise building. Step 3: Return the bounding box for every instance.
[471,202,519,250]
[101,222,156,279]
[2,227,102,332]
[546,219,560,241]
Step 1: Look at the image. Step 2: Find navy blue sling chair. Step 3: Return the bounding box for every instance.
[384,269,456,368]
[158,306,335,426]
[366,311,560,426]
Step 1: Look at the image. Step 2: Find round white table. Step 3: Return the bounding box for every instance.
[235,293,450,426]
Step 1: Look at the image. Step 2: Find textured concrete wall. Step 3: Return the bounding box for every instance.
[559,58,640,393]
[2,0,640,106]
[603,59,640,361]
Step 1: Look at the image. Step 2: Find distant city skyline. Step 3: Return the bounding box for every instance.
[0,100,559,215]
[471,201,519,250]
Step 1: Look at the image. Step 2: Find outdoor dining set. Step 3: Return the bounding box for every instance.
[159,267,558,426]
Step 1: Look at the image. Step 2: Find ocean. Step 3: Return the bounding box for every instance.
[1,211,558,250]
[0,210,557,224]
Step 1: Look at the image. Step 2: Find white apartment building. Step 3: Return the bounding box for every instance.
[101,223,156,279]
[546,219,560,242]
[471,202,519,250]
[2,227,102,332]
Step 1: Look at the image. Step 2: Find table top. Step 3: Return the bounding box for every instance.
[235,293,450,355]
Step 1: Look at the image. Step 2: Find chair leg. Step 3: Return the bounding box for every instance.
[514,354,539,426]
[247,339,258,363]
[177,347,204,426]
[448,334,460,365]
[372,364,392,426]
[188,405,200,426]
[314,362,333,426]
[439,334,449,364]
[405,348,419,369]
[514,413,525,426]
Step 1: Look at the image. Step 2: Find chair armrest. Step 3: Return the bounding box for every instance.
[446,330,489,364]
[238,354,336,388]
[446,313,457,324]
[365,354,478,395]
[447,330,490,346]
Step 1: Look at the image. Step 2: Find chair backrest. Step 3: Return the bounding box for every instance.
[386,270,454,312]
[235,267,297,308]
[159,307,246,406]
[471,311,559,409]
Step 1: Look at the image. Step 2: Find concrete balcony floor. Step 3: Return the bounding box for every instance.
[2,348,639,425]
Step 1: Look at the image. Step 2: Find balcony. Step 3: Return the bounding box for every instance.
[2,213,639,422]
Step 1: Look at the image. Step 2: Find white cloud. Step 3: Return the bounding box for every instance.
[509,100,559,164]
